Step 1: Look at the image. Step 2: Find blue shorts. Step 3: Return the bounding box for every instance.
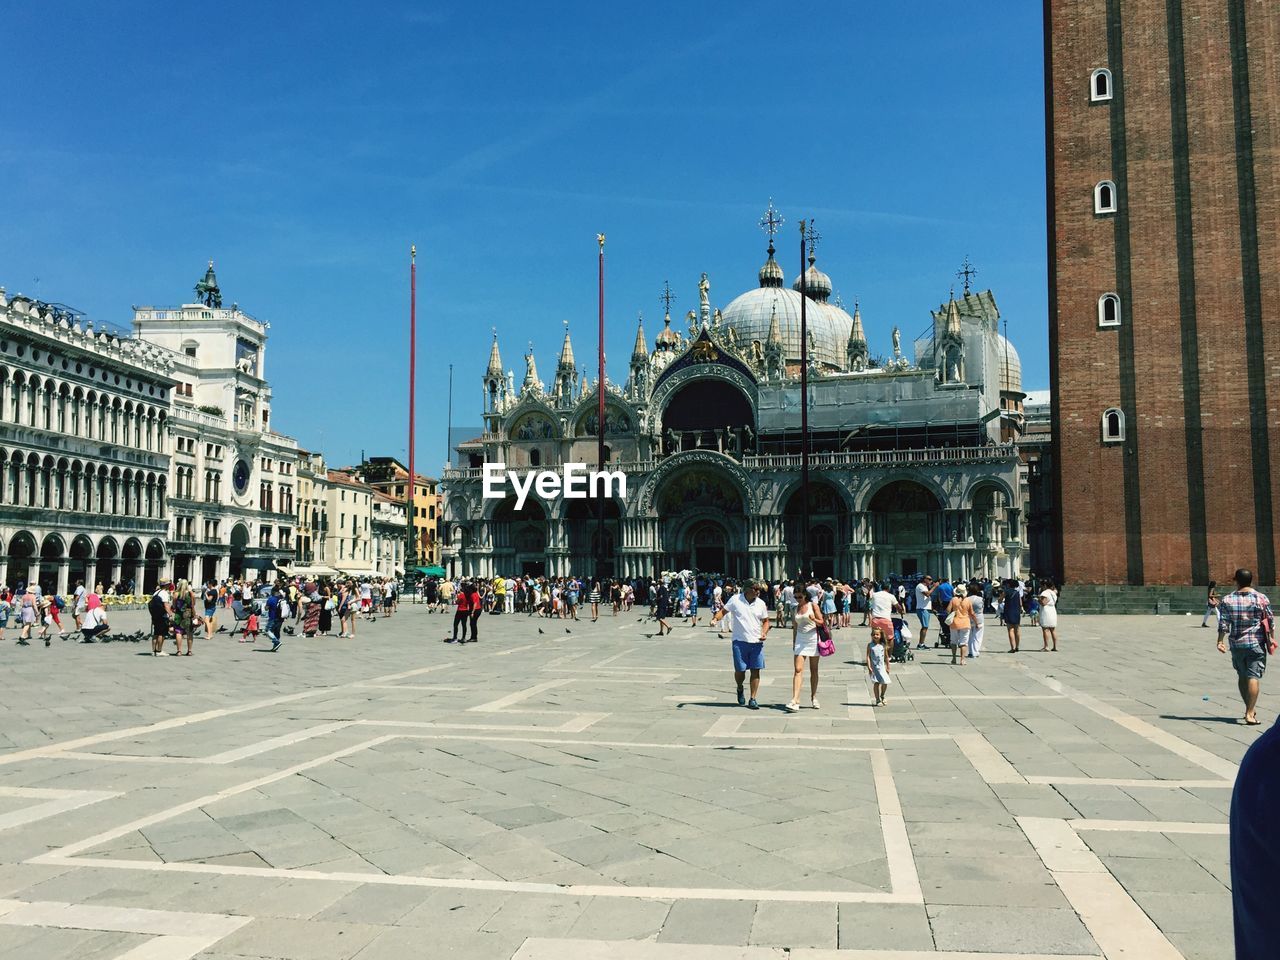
[732,640,765,672]
[917,608,932,629]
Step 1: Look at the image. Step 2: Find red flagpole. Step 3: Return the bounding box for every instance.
[596,233,606,584]
[799,222,810,580]
[408,244,417,573]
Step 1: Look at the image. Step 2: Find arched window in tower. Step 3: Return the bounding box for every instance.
[1091,68,1113,102]
[1094,180,1117,214]
[529,448,541,467]
[1102,407,1125,443]
[1098,293,1121,327]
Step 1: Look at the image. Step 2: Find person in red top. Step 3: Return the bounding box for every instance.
[449,582,471,643]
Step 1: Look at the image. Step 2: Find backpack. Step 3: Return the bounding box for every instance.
[54,595,65,610]
[148,592,166,617]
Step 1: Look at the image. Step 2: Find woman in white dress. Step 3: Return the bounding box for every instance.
[1038,582,1059,652]
[787,594,824,713]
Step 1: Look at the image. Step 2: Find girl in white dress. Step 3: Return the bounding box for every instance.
[787,595,824,713]
[1038,582,1059,652]
[867,626,891,706]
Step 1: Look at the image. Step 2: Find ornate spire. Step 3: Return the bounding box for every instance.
[846,299,868,371]
[557,321,575,369]
[485,328,503,379]
[632,312,648,360]
[766,299,782,345]
[945,291,963,337]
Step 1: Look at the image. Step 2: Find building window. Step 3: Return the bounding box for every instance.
[1095,180,1117,214]
[1090,68,1113,102]
[1102,407,1125,443]
[530,448,542,467]
[1098,293,1121,327]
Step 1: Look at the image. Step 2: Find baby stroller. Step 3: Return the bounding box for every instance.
[890,617,915,663]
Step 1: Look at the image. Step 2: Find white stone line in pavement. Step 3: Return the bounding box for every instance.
[391,733,880,753]
[1013,662,1239,780]
[470,678,574,713]
[494,643,541,657]
[340,683,466,692]
[1028,775,1231,789]
[358,714,609,734]
[703,716,943,742]
[0,897,250,960]
[1069,819,1228,834]
[1018,817,1185,960]
[0,663,456,767]
[953,734,1027,784]
[844,683,879,721]
[899,694,1067,700]
[870,748,922,902]
[53,856,917,905]
[41,723,356,767]
[0,787,119,833]
[512,942,1102,960]
[592,649,635,668]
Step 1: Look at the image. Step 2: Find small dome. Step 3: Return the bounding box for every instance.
[758,243,785,288]
[792,257,832,303]
[994,334,1022,393]
[655,314,681,349]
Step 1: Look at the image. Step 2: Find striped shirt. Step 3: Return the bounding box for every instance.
[1218,589,1273,650]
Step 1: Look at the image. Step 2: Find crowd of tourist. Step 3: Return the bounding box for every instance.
[0,575,403,654]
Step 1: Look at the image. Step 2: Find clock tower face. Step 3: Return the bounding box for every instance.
[233,459,251,496]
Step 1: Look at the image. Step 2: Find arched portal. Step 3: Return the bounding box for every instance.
[565,497,622,578]
[7,532,37,590]
[120,538,143,593]
[69,535,94,590]
[782,480,849,580]
[39,534,65,594]
[95,536,119,591]
[143,539,166,594]
[229,523,250,579]
[491,498,549,578]
[867,480,942,579]
[970,481,1012,579]
[655,466,747,576]
[660,380,754,456]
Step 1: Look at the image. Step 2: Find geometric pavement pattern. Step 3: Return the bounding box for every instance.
[0,606,1250,959]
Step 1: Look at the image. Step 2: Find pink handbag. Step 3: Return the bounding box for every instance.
[816,621,835,657]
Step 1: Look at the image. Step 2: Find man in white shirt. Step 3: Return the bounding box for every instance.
[870,582,900,639]
[711,581,771,710]
[504,577,515,614]
[914,576,934,650]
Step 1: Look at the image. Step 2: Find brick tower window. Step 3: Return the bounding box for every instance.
[1094,180,1117,214]
[1098,293,1122,327]
[1102,408,1125,443]
[1090,68,1113,102]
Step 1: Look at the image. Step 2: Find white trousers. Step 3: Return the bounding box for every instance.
[969,621,984,658]
[504,594,514,614]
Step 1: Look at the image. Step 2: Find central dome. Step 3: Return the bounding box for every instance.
[719,247,854,370]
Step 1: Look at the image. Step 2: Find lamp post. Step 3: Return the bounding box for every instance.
[596,233,606,587]
[799,221,811,580]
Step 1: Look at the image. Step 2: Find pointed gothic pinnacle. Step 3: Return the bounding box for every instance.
[632,313,648,359]
[767,300,782,345]
[486,330,503,378]
[558,323,575,368]
[849,303,866,344]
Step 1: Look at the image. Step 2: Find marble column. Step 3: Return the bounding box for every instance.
[84,560,97,592]
[56,559,70,596]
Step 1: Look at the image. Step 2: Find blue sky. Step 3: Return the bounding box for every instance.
[2,1,1047,471]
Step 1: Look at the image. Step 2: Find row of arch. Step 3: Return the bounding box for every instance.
[2,532,166,594]
[0,447,168,518]
[0,367,168,453]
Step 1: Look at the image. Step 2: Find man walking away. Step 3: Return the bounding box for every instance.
[1217,567,1273,726]
[711,581,771,710]
[914,576,933,649]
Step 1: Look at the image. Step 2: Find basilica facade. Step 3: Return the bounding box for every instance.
[441,231,1028,584]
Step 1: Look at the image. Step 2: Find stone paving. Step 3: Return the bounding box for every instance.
[0,603,1256,959]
